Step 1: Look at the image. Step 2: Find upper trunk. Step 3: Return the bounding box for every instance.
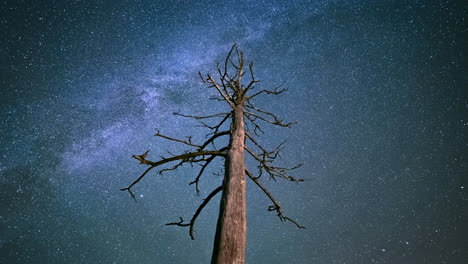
[211,103,246,264]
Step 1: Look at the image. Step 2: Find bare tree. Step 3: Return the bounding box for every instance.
[121,44,305,264]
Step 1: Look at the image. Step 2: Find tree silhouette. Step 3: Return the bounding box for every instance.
[121,44,304,264]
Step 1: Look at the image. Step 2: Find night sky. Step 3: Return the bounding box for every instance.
[1,0,467,263]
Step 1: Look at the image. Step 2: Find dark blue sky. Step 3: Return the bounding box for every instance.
[1,0,467,263]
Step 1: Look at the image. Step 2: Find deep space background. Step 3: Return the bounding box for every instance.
[1,0,467,263]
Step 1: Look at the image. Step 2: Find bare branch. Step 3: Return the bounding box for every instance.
[245,132,269,154]
[189,146,228,193]
[245,102,296,128]
[158,159,186,175]
[245,110,295,127]
[166,186,223,240]
[248,86,287,100]
[236,50,244,90]
[196,114,231,136]
[121,165,155,200]
[240,62,260,99]
[155,130,201,148]
[189,155,216,193]
[224,44,238,76]
[245,146,304,182]
[174,111,231,120]
[246,170,305,229]
[209,114,231,135]
[245,147,268,168]
[217,63,234,95]
[198,71,206,83]
[209,96,226,102]
[144,150,226,167]
[207,74,235,109]
[199,131,230,150]
[248,62,255,84]
[244,112,264,135]
[121,150,226,197]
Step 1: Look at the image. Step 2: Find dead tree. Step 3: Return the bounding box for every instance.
[121,44,305,264]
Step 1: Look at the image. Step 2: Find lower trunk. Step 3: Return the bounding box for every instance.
[211,105,246,264]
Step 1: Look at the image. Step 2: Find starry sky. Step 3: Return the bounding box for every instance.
[1,0,467,263]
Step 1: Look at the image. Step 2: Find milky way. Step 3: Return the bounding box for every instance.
[1,0,467,263]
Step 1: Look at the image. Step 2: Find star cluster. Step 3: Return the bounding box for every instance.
[1,0,467,263]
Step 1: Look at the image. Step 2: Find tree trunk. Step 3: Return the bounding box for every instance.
[211,103,246,264]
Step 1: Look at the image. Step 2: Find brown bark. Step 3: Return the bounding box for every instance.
[211,104,246,264]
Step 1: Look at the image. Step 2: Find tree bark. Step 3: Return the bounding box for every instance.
[211,103,246,264]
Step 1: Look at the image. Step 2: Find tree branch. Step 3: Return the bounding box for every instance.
[166,186,223,240]
[240,62,260,99]
[246,170,305,229]
[199,131,230,150]
[244,112,264,135]
[173,111,231,120]
[245,132,270,155]
[248,86,287,100]
[121,165,154,201]
[245,102,296,127]
[121,150,226,198]
[206,74,235,109]
[196,113,231,136]
[155,130,201,148]
[245,146,303,181]
[245,110,295,127]
[189,155,216,193]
